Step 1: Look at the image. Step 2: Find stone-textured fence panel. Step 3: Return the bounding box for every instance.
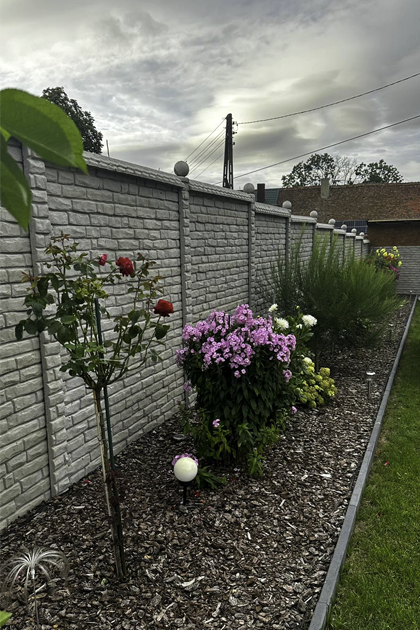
[0,149,369,530]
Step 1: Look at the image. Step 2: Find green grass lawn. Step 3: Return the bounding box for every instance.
[328,301,420,630]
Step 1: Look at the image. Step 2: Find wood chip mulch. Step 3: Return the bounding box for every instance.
[0,302,412,630]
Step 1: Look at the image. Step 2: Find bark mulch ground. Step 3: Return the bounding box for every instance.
[0,302,412,630]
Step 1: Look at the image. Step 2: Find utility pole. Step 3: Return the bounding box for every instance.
[223,113,234,188]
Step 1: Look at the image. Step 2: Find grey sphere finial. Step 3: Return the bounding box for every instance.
[341,224,347,231]
[328,218,336,225]
[174,161,189,177]
[282,200,292,209]
[351,228,357,234]
[310,210,318,219]
[360,232,365,237]
[243,183,255,194]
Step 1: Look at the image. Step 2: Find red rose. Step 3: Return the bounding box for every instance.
[116,257,134,277]
[154,299,174,317]
[99,254,108,266]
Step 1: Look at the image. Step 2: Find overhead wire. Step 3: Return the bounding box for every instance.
[188,129,225,171]
[238,72,420,125]
[185,118,225,161]
[195,149,226,179]
[213,114,420,184]
[189,138,225,175]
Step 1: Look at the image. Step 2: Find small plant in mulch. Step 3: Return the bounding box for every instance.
[0,547,68,629]
[15,234,174,580]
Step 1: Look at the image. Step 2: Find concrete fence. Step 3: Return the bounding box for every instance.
[1,147,369,530]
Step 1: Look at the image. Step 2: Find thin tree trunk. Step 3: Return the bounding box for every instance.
[93,388,127,579]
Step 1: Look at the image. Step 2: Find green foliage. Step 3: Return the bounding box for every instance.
[0,611,12,627]
[364,246,402,279]
[354,159,403,183]
[42,87,103,154]
[0,88,87,230]
[269,234,401,360]
[294,360,336,408]
[270,307,336,408]
[16,234,172,391]
[281,153,402,187]
[195,466,227,489]
[177,306,296,475]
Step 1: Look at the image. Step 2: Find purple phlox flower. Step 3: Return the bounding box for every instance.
[292,406,297,414]
[172,453,199,467]
[212,418,220,428]
[283,369,292,382]
[183,381,192,393]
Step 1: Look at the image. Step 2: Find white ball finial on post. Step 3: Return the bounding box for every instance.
[174,161,190,177]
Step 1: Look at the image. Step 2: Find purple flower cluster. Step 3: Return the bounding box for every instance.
[176,304,296,378]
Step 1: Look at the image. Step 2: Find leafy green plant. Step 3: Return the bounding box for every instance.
[364,246,402,279]
[270,306,336,408]
[269,234,401,362]
[1,547,68,629]
[0,88,87,230]
[0,611,12,627]
[176,305,296,474]
[195,466,227,489]
[15,235,173,579]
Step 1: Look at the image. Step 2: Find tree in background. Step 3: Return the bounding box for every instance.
[281,153,403,187]
[42,87,103,154]
[354,159,403,183]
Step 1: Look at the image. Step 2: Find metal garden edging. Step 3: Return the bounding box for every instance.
[308,296,418,630]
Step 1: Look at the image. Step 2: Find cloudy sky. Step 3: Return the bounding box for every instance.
[1,0,419,188]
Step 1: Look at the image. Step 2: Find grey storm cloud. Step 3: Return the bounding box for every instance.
[0,0,419,186]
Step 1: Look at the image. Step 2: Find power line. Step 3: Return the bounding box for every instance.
[185,119,225,161]
[195,149,226,179]
[188,129,225,171]
[238,72,420,125]
[214,114,420,184]
[189,138,225,175]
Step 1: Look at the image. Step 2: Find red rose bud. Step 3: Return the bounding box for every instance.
[99,254,108,266]
[154,299,174,317]
[116,256,134,276]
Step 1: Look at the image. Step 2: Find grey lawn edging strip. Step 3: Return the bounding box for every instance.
[308,296,418,630]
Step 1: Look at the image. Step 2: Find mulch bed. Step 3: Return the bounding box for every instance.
[0,302,412,630]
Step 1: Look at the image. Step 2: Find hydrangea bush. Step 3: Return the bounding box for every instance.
[271,305,336,409]
[177,305,296,473]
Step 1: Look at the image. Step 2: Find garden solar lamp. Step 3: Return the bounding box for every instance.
[174,457,198,507]
[366,371,376,398]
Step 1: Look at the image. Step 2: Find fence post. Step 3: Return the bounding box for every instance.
[22,147,71,497]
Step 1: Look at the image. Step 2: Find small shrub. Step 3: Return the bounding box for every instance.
[364,246,402,279]
[177,305,296,473]
[269,233,401,360]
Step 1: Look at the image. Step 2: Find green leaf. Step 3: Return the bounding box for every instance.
[0,610,12,627]
[61,314,76,324]
[24,319,38,335]
[15,321,24,340]
[0,89,88,173]
[51,275,60,291]
[32,302,43,316]
[0,134,32,230]
[154,323,170,340]
[37,277,48,297]
[48,320,62,334]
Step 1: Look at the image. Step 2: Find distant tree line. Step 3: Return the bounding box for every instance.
[282,153,403,187]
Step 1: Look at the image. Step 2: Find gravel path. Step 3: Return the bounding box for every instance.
[0,302,411,630]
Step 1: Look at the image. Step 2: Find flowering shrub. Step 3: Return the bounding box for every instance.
[15,234,173,579]
[365,247,402,279]
[177,305,296,472]
[294,360,336,408]
[271,306,336,409]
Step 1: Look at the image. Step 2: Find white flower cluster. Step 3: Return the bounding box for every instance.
[268,304,278,313]
[302,314,317,327]
[275,317,289,331]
